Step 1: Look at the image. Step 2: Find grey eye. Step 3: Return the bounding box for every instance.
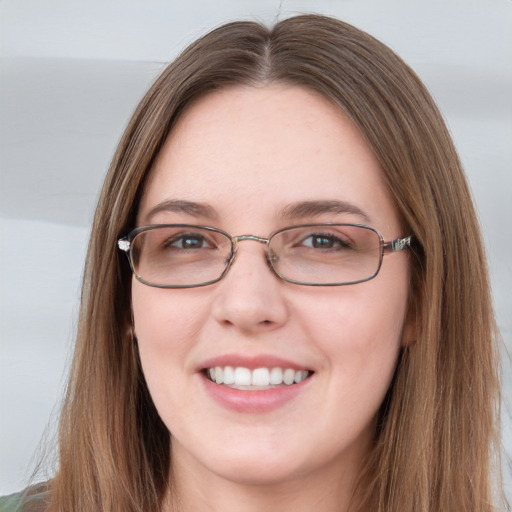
[166,234,212,249]
[301,233,350,249]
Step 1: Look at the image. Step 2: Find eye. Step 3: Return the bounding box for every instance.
[165,233,213,250]
[300,233,352,250]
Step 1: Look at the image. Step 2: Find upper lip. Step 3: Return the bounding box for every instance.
[198,354,312,372]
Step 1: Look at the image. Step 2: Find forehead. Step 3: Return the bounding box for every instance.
[138,85,400,234]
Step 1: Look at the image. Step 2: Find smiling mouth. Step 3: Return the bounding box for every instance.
[204,366,313,390]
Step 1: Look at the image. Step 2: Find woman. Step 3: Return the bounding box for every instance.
[3,14,506,512]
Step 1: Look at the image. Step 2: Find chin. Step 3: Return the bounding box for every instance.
[209,457,306,487]
[175,435,313,487]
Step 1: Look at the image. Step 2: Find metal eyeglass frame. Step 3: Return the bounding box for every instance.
[117,223,413,288]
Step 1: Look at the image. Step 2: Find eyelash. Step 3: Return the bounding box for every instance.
[164,233,214,249]
[299,232,352,249]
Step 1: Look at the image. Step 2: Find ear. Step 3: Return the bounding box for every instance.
[401,302,417,347]
[125,316,137,342]
[129,305,136,339]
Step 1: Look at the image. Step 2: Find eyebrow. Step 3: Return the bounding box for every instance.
[279,200,372,223]
[143,198,371,225]
[144,199,218,222]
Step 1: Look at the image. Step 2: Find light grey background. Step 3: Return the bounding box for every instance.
[1,0,511,500]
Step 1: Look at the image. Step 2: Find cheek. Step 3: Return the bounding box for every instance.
[131,288,213,444]
[132,283,204,345]
[302,282,407,350]
[131,285,204,408]
[299,280,408,400]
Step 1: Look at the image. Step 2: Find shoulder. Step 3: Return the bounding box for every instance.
[0,492,25,512]
[0,485,51,512]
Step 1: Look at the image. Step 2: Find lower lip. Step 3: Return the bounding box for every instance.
[201,374,312,413]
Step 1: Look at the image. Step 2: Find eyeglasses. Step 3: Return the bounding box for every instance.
[117,223,412,288]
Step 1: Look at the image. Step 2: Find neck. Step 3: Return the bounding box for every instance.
[163,441,365,512]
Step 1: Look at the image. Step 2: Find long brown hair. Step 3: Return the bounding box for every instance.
[46,14,504,511]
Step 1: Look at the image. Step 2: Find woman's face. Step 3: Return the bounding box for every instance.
[132,85,413,489]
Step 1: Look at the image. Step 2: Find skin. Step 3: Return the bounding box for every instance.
[132,84,414,512]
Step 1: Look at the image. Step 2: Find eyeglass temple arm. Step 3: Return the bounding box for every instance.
[383,235,413,253]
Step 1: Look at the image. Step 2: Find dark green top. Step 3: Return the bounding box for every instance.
[0,488,50,512]
[0,493,22,512]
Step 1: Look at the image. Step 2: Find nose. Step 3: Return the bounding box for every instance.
[211,241,289,333]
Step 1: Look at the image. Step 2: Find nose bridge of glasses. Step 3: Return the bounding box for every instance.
[232,234,270,245]
[229,234,276,269]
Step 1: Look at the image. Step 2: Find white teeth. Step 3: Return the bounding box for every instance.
[294,370,308,383]
[205,366,311,387]
[223,366,235,385]
[283,368,295,385]
[269,367,283,385]
[234,367,252,386]
[252,368,270,386]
